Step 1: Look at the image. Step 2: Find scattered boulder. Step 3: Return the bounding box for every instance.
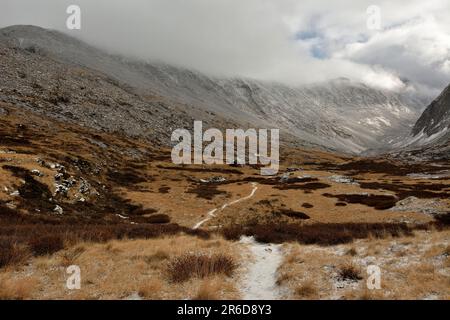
[200,176,226,183]
[6,202,16,209]
[54,172,64,180]
[53,205,63,215]
[280,173,314,183]
[329,175,358,185]
[54,177,76,197]
[389,196,447,215]
[78,178,91,194]
[31,169,43,177]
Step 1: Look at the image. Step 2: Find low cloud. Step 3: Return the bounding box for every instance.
[1,0,449,97]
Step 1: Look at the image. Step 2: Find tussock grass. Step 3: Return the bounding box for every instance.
[221,222,422,246]
[0,235,240,299]
[167,253,237,283]
[338,263,362,281]
[0,223,209,269]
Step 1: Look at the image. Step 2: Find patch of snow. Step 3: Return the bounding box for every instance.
[193,183,258,229]
[239,236,285,300]
[328,175,359,185]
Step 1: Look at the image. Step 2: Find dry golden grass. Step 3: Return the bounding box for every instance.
[294,280,318,299]
[137,279,163,299]
[277,229,450,300]
[59,245,86,267]
[276,271,294,286]
[0,275,38,300]
[346,288,386,300]
[0,235,242,300]
[193,279,221,300]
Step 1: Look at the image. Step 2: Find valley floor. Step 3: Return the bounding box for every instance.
[0,102,449,300]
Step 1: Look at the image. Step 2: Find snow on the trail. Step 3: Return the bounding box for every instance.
[239,236,284,300]
[193,182,258,229]
[192,182,285,300]
[193,208,218,230]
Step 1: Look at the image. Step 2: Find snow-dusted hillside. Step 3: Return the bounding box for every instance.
[0,25,425,154]
[409,84,450,147]
[389,83,450,161]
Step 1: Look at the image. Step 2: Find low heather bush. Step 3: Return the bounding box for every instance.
[167,253,237,283]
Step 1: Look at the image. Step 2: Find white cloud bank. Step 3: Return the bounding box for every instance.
[1,0,449,96]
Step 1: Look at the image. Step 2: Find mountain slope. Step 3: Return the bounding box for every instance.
[389,83,450,161]
[411,83,450,145]
[0,25,425,154]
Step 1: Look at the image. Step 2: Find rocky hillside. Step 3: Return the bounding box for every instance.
[411,83,450,145]
[0,25,425,154]
[390,83,450,161]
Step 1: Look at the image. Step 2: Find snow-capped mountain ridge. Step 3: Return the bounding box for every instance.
[412,83,450,142]
[0,25,426,154]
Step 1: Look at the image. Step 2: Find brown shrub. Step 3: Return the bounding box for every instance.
[323,193,398,210]
[158,187,170,194]
[187,184,228,200]
[435,212,450,226]
[144,214,171,224]
[221,225,244,241]
[0,240,30,269]
[274,209,310,220]
[167,253,237,283]
[338,263,362,281]
[0,219,214,267]
[131,208,158,216]
[221,222,418,245]
[0,222,210,256]
[29,235,65,256]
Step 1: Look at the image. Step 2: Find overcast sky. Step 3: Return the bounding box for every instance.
[2,0,450,97]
